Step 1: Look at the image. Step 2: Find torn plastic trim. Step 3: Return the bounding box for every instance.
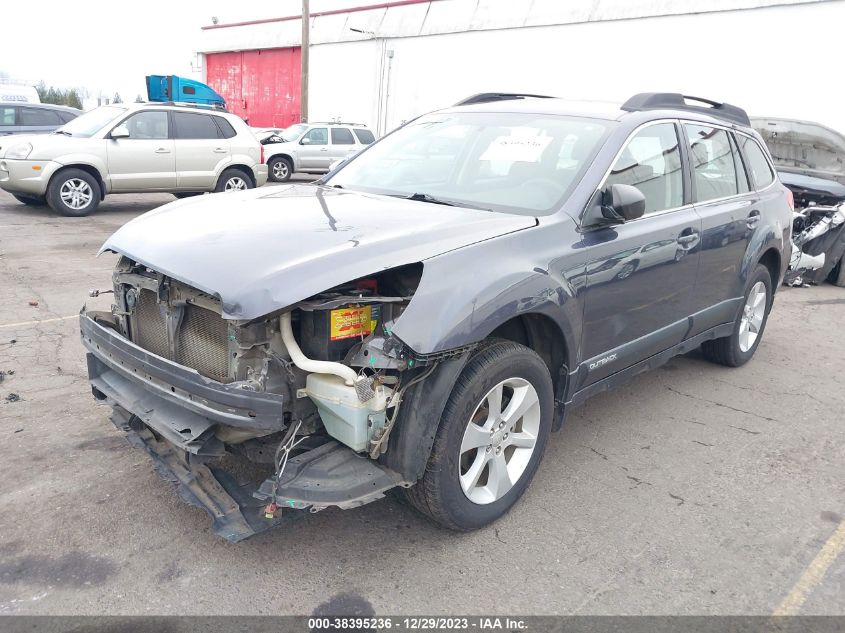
[80,311,286,432]
[254,440,405,511]
[109,409,296,543]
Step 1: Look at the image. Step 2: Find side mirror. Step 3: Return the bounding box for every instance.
[110,124,130,139]
[300,137,311,145]
[601,183,645,222]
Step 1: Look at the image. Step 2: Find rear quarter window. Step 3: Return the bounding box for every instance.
[353,128,375,145]
[214,117,237,139]
[738,135,775,189]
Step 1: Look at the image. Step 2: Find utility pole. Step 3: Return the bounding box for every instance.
[301,0,310,123]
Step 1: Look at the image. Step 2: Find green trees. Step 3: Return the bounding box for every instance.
[35,80,84,109]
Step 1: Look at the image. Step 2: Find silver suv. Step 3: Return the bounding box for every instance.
[0,103,268,216]
[259,122,375,182]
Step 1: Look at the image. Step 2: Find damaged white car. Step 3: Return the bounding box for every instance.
[752,117,845,286]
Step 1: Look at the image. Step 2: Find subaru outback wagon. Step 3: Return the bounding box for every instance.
[0,103,267,216]
[80,92,791,541]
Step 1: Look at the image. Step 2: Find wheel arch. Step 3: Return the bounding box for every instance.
[758,247,782,289]
[267,152,295,173]
[487,313,570,411]
[50,163,106,200]
[217,164,256,188]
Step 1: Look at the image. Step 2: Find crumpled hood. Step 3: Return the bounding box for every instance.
[101,185,536,319]
[751,117,845,185]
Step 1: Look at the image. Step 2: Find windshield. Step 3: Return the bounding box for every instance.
[281,123,308,142]
[324,112,611,215]
[57,105,127,137]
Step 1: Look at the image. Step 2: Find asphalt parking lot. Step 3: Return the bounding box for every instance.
[0,186,843,617]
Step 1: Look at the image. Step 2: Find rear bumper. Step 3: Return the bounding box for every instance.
[254,163,268,187]
[80,311,286,453]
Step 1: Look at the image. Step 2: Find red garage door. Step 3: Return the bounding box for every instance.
[205,47,301,128]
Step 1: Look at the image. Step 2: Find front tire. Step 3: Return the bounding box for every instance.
[403,341,554,531]
[268,156,293,182]
[46,168,100,217]
[215,168,253,193]
[702,264,773,367]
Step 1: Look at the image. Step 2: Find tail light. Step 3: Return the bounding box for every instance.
[785,187,794,211]
[259,143,265,164]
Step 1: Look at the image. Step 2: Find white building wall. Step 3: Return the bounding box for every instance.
[199,0,845,134]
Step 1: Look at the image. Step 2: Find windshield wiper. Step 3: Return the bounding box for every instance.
[393,192,490,211]
[53,130,71,136]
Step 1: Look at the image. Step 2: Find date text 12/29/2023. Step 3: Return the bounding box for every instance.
[308,616,528,631]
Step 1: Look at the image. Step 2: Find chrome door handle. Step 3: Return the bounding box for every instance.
[154,148,170,154]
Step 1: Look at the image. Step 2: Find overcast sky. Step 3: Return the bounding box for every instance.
[0,0,374,105]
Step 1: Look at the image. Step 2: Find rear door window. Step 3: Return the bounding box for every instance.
[353,128,375,145]
[20,107,62,126]
[331,127,355,145]
[685,124,745,202]
[737,135,776,189]
[729,134,750,194]
[173,112,221,139]
[605,122,684,215]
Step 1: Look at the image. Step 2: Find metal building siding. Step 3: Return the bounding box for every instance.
[205,47,301,128]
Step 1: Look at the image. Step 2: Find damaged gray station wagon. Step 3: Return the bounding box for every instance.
[81,93,792,541]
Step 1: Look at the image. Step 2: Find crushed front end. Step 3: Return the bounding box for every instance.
[81,257,427,541]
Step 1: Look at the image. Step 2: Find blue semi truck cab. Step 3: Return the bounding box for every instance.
[145,75,226,109]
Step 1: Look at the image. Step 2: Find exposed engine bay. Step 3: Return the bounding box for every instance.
[80,258,444,541]
[781,172,845,287]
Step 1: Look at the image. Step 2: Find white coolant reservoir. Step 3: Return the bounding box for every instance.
[305,373,392,452]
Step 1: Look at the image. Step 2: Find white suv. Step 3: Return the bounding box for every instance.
[0,103,268,216]
[258,122,375,182]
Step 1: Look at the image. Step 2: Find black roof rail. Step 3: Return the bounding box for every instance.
[454,92,556,107]
[621,93,750,126]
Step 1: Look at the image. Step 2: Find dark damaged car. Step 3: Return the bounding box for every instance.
[81,93,791,541]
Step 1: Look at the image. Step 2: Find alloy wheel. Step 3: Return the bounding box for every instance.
[272,162,289,179]
[738,280,767,352]
[60,178,93,210]
[458,377,541,505]
[224,176,248,191]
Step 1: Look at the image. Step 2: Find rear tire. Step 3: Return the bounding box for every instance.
[268,156,293,182]
[215,168,253,193]
[403,341,553,531]
[13,194,46,206]
[701,264,773,367]
[46,168,100,217]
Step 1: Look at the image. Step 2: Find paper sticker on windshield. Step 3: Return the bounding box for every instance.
[480,134,552,162]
